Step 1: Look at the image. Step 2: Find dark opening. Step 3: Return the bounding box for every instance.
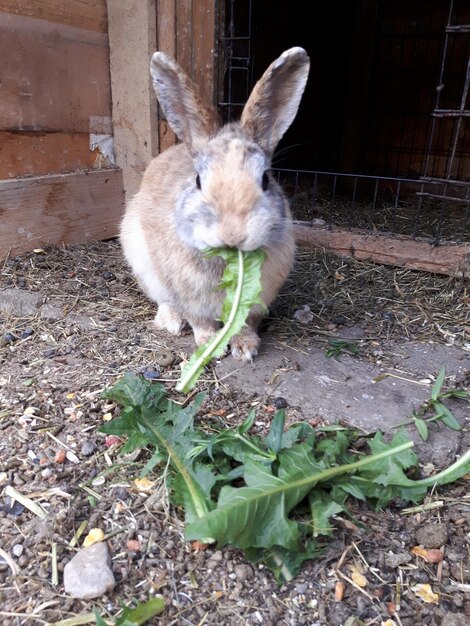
[219,0,470,242]
[220,0,470,180]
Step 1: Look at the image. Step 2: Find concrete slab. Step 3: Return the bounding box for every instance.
[216,340,469,465]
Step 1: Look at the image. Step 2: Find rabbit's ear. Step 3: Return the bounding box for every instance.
[150,52,219,152]
[241,47,310,156]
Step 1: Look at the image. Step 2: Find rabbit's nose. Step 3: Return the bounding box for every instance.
[218,224,247,248]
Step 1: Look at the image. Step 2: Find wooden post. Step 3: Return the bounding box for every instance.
[107,0,158,201]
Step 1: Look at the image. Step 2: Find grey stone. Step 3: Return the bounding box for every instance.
[81,441,96,457]
[0,289,43,317]
[415,523,448,548]
[66,313,95,330]
[384,551,412,568]
[12,544,23,558]
[63,541,115,599]
[234,563,253,581]
[39,303,64,321]
[444,614,470,626]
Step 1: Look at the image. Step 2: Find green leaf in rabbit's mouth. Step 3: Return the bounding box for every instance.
[176,247,266,393]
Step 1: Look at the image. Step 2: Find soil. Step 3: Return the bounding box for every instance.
[0,240,469,626]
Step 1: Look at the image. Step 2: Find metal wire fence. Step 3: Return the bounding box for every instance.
[218,0,470,245]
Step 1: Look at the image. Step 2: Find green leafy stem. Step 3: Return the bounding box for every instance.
[176,248,266,394]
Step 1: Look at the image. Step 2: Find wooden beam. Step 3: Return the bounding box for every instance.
[0,131,104,178]
[192,0,216,106]
[0,0,108,32]
[294,223,470,278]
[0,169,124,257]
[107,0,158,201]
[0,12,111,133]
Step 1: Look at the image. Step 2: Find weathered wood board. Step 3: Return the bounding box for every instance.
[0,169,124,257]
[0,131,103,179]
[107,0,158,200]
[294,222,470,278]
[0,12,111,133]
[0,0,107,32]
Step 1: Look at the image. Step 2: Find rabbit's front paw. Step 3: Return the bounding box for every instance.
[192,324,218,347]
[154,303,185,335]
[231,328,260,362]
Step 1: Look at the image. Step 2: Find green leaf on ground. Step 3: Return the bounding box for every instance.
[102,373,470,584]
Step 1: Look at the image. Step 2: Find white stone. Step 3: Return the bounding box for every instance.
[63,542,115,599]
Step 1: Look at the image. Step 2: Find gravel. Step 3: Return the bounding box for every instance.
[0,240,468,625]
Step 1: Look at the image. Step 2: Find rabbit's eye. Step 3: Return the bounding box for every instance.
[195,174,201,189]
[262,172,269,191]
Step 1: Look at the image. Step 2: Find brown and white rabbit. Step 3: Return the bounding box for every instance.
[120,47,310,361]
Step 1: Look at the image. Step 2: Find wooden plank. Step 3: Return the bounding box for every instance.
[107,0,158,200]
[0,0,108,32]
[156,0,177,151]
[176,0,192,76]
[0,131,104,178]
[0,169,124,257]
[0,12,111,133]
[192,0,216,106]
[294,223,470,278]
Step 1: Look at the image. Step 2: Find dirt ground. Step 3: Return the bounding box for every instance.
[0,240,469,626]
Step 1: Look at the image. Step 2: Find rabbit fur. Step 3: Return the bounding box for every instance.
[121,47,310,361]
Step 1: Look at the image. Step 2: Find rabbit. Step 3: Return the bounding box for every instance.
[120,47,310,361]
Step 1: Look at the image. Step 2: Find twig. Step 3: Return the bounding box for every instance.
[402,501,444,515]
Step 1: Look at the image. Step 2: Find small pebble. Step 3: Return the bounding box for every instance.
[333,315,348,325]
[234,563,253,581]
[21,327,34,339]
[44,348,57,358]
[17,277,26,288]
[3,333,16,343]
[385,552,412,568]
[143,370,161,381]
[273,397,288,409]
[81,441,96,457]
[2,498,24,516]
[41,468,53,479]
[105,435,122,447]
[12,544,23,558]
[126,539,141,552]
[54,449,66,464]
[101,271,115,281]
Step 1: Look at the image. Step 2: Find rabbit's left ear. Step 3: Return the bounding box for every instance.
[241,47,310,157]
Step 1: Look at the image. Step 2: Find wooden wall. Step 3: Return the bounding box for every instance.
[0,0,124,256]
[0,0,217,257]
[0,1,112,178]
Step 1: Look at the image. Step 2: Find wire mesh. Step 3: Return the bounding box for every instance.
[219,0,470,245]
[275,168,470,243]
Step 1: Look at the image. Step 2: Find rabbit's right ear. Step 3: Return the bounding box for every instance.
[150,52,219,153]
[241,47,310,157]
